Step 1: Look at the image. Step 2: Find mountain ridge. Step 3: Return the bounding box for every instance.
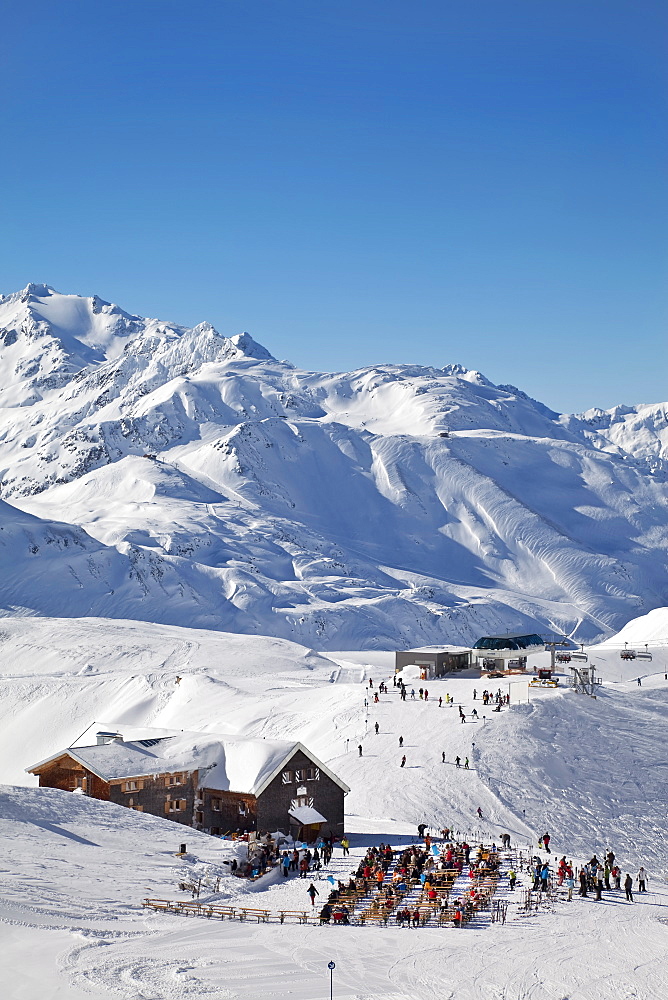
[0,284,666,648]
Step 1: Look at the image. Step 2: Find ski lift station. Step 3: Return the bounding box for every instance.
[472,633,545,673]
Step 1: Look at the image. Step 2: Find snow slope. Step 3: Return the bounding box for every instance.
[0,284,666,647]
[3,610,668,998]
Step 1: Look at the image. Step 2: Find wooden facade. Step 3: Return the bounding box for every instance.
[29,742,347,842]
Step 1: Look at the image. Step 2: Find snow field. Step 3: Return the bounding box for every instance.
[3,610,668,997]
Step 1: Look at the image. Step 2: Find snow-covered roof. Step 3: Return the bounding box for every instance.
[27,723,350,797]
[289,805,327,825]
[401,645,472,654]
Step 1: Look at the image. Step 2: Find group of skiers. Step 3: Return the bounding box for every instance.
[474,687,509,707]
[528,841,649,904]
[280,835,338,878]
[360,670,500,770]
[575,851,647,902]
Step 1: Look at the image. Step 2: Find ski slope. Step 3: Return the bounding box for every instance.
[3,611,668,997]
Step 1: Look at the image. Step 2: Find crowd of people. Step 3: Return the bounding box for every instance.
[313,829,505,928]
[524,838,650,906]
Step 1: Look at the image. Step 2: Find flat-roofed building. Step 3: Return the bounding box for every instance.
[395,645,472,678]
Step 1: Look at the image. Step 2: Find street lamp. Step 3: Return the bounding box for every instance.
[328,960,335,1000]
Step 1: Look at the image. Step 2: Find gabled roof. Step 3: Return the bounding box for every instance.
[26,723,350,797]
[251,743,350,798]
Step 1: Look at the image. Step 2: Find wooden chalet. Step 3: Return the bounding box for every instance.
[26,724,350,843]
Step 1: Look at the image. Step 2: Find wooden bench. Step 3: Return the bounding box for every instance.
[278,910,311,924]
[143,898,178,912]
[200,905,237,920]
[237,907,271,923]
[358,912,390,926]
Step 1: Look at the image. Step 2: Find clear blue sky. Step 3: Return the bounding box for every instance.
[1,1,666,413]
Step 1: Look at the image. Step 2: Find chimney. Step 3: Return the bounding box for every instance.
[96,731,122,745]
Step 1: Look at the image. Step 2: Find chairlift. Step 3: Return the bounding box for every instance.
[556,652,571,663]
[570,651,588,662]
[621,643,637,661]
[635,644,653,662]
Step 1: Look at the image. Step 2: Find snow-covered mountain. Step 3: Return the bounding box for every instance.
[0,283,666,647]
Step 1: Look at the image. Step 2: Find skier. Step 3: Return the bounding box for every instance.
[281,852,290,877]
[540,863,550,892]
[307,883,319,906]
[624,873,634,901]
[374,722,379,735]
[424,689,429,702]
[637,866,648,892]
[417,823,427,838]
[438,696,442,707]
[476,806,483,819]
[579,870,588,897]
[565,872,575,901]
[542,832,551,852]
[455,756,461,768]
[442,751,446,763]
[508,868,516,890]
[473,688,477,699]
[464,757,469,769]
[637,677,641,686]
[400,754,406,767]
[341,836,350,856]
[399,735,404,747]
[358,745,363,757]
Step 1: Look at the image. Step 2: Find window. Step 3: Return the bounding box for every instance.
[281,770,293,784]
[294,769,305,782]
[165,798,187,813]
[291,796,314,810]
[238,801,247,816]
[306,767,320,781]
[211,797,221,812]
[122,780,142,793]
[164,774,183,787]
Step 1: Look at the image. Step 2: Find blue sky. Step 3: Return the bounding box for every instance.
[1,0,665,413]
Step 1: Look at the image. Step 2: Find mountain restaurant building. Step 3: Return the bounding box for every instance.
[27,724,350,843]
[395,645,472,678]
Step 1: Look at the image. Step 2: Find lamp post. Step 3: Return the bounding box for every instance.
[328,960,335,1000]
